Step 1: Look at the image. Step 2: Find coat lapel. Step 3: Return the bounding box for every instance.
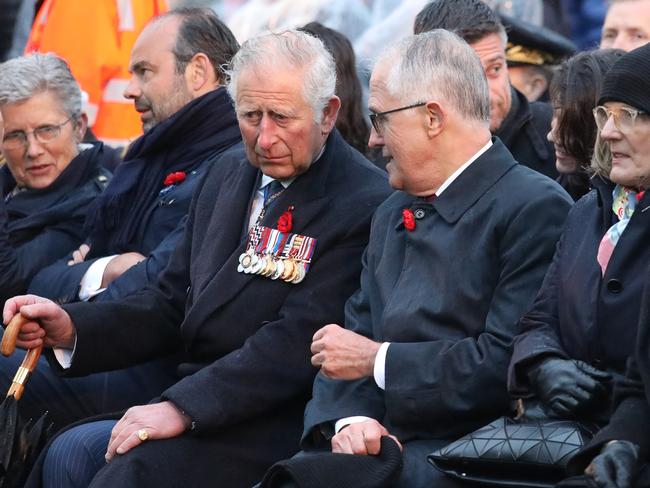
[182,140,335,346]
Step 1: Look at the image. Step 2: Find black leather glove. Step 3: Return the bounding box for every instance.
[586,440,639,488]
[527,357,611,417]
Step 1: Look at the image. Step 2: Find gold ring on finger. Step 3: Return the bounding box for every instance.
[137,428,149,442]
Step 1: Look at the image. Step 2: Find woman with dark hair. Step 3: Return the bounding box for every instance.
[300,22,370,156]
[550,49,624,200]
[508,47,650,433]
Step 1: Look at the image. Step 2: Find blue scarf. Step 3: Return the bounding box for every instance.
[84,87,240,256]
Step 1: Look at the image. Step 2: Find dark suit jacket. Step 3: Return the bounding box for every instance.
[58,131,391,472]
[302,138,572,447]
[510,178,650,411]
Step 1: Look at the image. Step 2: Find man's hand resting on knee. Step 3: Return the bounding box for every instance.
[331,419,402,456]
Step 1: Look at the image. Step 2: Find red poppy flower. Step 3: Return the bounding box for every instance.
[402,208,416,231]
[277,209,293,233]
[163,171,186,186]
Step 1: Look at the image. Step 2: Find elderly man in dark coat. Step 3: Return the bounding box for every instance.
[6,29,391,488]
[301,29,572,487]
[415,0,558,181]
[0,7,242,428]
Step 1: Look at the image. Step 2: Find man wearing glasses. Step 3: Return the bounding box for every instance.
[301,30,572,487]
[414,0,558,181]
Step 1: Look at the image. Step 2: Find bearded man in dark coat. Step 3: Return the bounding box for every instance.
[0,7,244,428]
[301,29,572,487]
[6,28,391,488]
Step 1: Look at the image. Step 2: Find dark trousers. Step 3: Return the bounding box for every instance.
[256,440,471,488]
[37,404,305,488]
[0,349,179,428]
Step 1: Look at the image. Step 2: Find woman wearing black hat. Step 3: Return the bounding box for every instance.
[507,44,650,487]
[563,42,650,488]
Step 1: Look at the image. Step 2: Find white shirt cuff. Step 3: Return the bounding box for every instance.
[334,416,375,434]
[52,335,77,369]
[78,255,117,301]
[373,342,390,390]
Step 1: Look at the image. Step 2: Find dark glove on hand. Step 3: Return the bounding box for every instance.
[527,357,611,417]
[586,440,639,488]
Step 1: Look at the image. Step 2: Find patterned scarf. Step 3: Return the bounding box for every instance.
[597,184,645,275]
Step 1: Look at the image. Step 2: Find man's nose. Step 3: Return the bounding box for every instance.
[611,35,632,52]
[368,126,384,148]
[123,76,141,100]
[257,115,278,150]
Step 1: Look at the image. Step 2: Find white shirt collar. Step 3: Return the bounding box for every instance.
[435,139,493,196]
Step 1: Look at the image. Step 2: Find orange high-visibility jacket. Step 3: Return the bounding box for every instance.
[26,0,169,146]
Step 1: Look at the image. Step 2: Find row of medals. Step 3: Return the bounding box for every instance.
[238,250,306,283]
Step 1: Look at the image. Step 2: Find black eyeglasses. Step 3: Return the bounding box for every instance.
[369,102,426,134]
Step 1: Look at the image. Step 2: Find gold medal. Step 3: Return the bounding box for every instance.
[285,260,300,282]
[281,258,295,281]
[261,256,275,276]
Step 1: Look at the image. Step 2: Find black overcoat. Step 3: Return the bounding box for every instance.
[565,272,650,487]
[302,139,572,451]
[0,142,110,303]
[509,178,650,411]
[496,87,558,180]
[33,131,391,488]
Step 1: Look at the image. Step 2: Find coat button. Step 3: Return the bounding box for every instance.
[606,279,622,293]
[414,209,426,219]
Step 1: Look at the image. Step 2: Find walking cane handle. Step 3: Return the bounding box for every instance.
[1,314,43,400]
[1,313,29,357]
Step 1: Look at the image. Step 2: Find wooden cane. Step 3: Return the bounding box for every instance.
[1,314,43,400]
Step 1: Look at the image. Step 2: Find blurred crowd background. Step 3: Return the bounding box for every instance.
[0,0,610,147]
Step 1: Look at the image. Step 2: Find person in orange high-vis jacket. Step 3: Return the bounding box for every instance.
[25,0,168,147]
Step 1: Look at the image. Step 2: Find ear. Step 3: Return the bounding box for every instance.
[526,73,549,102]
[75,113,88,142]
[424,101,444,137]
[319,95,341,135]
[184,53,214,92]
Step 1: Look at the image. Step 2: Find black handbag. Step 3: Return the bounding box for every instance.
[427,400,600,488]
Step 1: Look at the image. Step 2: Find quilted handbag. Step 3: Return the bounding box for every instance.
[427,402,600,488]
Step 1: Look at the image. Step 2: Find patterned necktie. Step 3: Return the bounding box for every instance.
[597,185,644,275]
[264,180,284,205]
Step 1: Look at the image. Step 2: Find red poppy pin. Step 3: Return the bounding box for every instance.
[637,191,646,202]
[163,171,186,186]
[402,208,416,231]
[277,206,294,233]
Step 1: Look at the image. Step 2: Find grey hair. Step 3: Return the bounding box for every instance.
[226,29,336,123]
[0,53,82,120]
[379,29,490,123]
